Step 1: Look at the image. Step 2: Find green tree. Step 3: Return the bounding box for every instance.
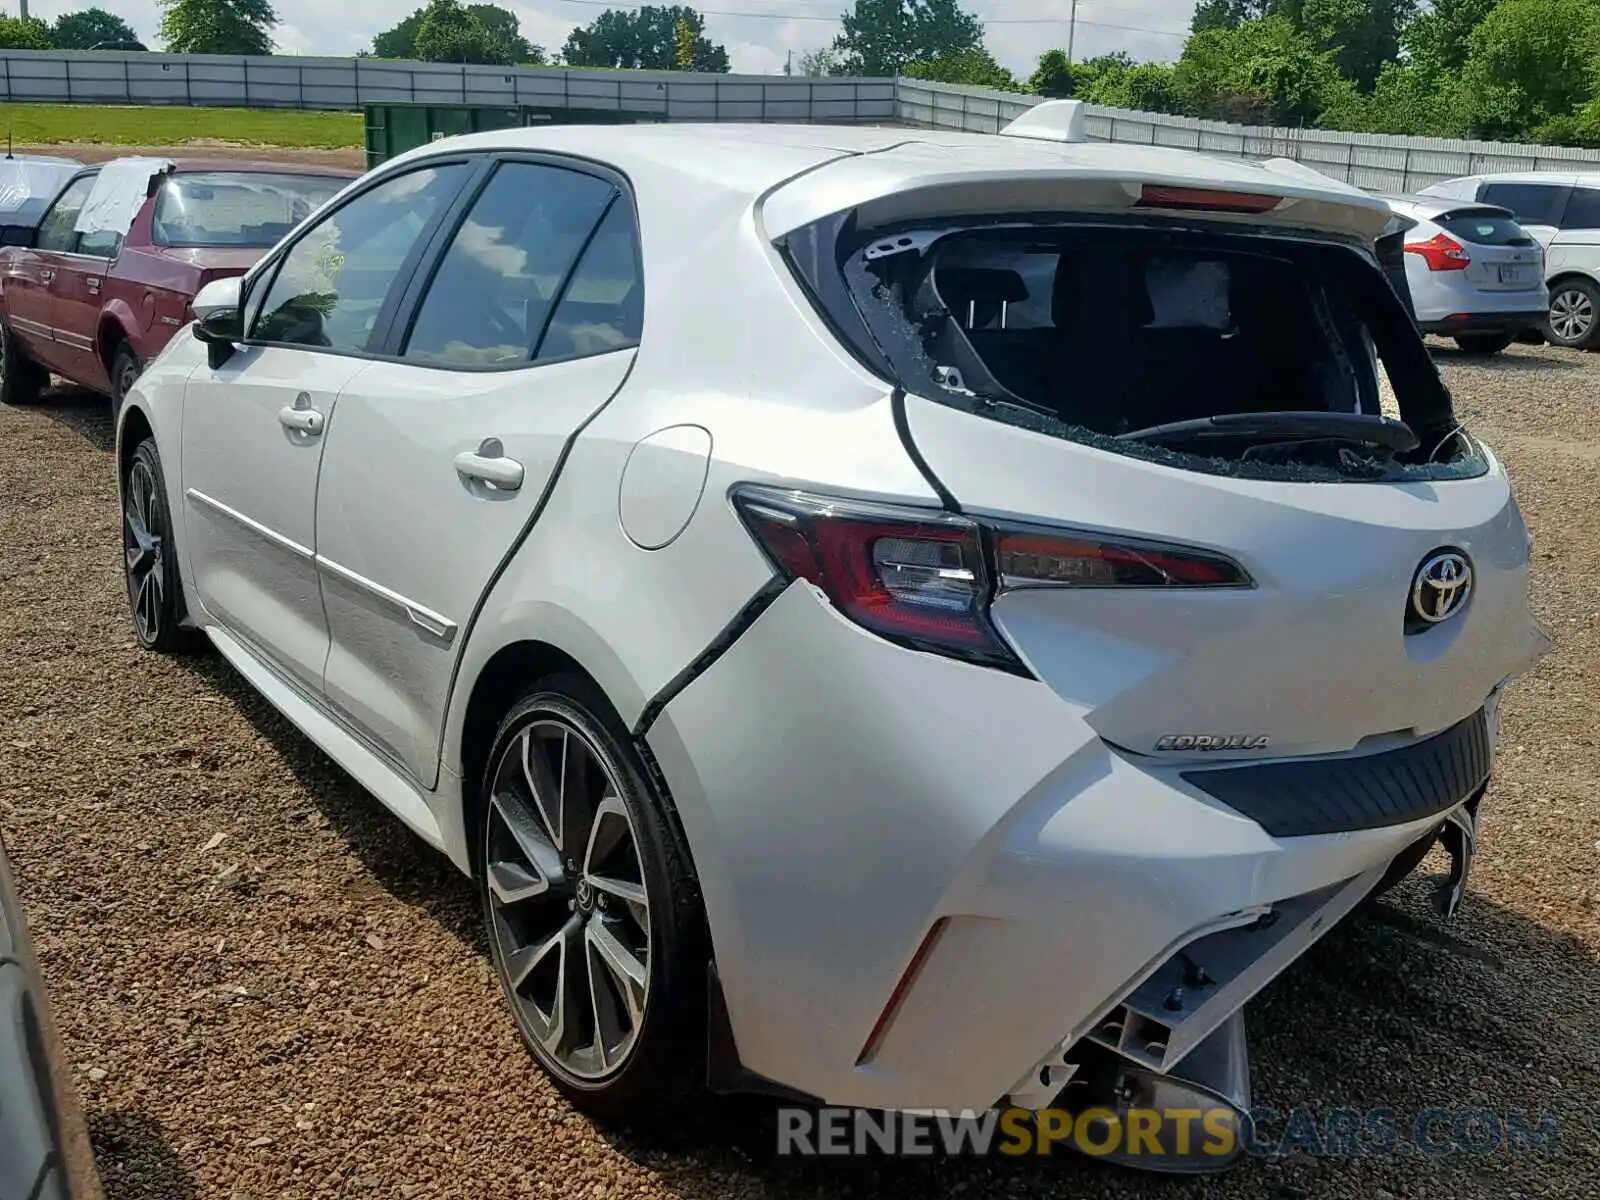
[372,9,424,57]
[52,8,141,48]
[467,4,542,63]
[1459,0,1600,139]
[902,47,1016,90]
[158,0,276,55]
[0,15,52,49]
[1089,61,1181,112]
[1296,0,1415,91]
[414,0,496,63]
[796,46,843,76]
[561,6,729,71]
[1318,57,1469,136]
[674,17,693,69]
[1173,14,1355,124]
[1402,0,1500,73]
[374,5,539,63]
[832,0,984,76]
[1027,50,1142,99]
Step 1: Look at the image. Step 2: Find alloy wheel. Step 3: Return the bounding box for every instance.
[123,458,166,643]
[1550,288,1595,343]
[485,717,651,1082]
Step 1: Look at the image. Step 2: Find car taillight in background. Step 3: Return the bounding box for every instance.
[1405,233,1471,271]
[731,486,1252,672]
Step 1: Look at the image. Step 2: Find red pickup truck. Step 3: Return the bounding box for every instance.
[0,158,356,413]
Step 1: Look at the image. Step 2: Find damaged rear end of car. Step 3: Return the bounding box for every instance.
[734,132,1551,1170]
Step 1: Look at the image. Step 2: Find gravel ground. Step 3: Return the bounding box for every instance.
[2,341,1598,1200]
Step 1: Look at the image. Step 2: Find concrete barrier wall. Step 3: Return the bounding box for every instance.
[897,78,1600,192]
[0,50,897,123]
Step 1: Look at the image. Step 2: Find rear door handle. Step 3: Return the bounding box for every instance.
[39,269,53,283]
[454,438,524,491]
[278,405,325,435]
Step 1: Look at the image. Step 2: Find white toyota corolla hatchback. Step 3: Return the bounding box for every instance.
[115,103,1549,1168]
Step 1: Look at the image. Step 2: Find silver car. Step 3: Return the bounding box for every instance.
[1382,194,1548,354]
[115,103,1549,1172]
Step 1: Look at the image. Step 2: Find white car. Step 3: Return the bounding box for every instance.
[114,104,1549,1172]
[1419,170,1600,349]
[1380,194,1548,354]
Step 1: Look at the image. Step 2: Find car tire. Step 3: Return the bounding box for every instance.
[1545,278,1600,350]
[0,321,49,407]
[110,339,141,421]
[122,438,194,654]
[478,673,707,1126]
[1452,332,1514,355]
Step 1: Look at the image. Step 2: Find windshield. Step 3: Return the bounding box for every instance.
[153,172,348,248]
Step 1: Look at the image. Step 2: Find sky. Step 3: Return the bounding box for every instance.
[18,0,1197,77]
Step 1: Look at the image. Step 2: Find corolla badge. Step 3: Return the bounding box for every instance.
[1154,734,1271,752]
[1410,550,1473,624]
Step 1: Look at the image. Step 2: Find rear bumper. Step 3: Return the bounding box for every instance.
[1419,308,1547,336]
[646,582,1499,1112]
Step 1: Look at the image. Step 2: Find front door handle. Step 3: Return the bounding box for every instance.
[39,269,53,283]
[454,438,524,491]
[278,405,325,435]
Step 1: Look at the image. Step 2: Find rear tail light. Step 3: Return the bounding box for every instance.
[731,486,1251,672]
[1404,233,1470,271]
[1134,185,1283,215]
[996,530,1248,588]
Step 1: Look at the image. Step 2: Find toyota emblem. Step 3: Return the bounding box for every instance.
[1410,550,1473,625]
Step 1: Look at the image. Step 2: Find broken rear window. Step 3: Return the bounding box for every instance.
[781,215,1486,483]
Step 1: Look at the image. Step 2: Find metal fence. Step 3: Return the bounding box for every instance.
[4,50,1599,191]
[897,79,1600,193]
[0,50,897,123]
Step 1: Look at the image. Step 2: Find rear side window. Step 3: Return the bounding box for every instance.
[535,199,643,363]
[35,174,96,252]
[1559,186,1600,231]
[403,161,618,368]
[1436,209,1535,246]
[1480,183,1569,227]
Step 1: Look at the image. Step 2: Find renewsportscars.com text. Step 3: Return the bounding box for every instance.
[776,1106,1561,1160]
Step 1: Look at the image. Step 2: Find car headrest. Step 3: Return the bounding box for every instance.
[937,267,1028,305]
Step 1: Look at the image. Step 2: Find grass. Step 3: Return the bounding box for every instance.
[0,103,362,149]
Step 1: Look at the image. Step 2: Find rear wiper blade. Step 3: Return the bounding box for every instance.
[1117,411,1419,455]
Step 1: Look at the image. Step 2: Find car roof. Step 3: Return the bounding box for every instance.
[1443,170,1600,188]
[388,122,1391,240]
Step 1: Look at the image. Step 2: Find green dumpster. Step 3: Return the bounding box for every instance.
[363,103,668,169]
[363,104,524,170]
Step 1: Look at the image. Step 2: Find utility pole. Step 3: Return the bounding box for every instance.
[1066,0,1078,63]
[784,49,792,76]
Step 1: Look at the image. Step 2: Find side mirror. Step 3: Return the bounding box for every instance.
[191,274,243,322]
[191,276,244,368]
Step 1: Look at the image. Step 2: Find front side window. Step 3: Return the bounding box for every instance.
[35,174,97,253]
[403,161,619,368]
[154,171,349,249]
[252,163,469,353]
[1559,186,1600,231]
[1480,183,1569,228]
